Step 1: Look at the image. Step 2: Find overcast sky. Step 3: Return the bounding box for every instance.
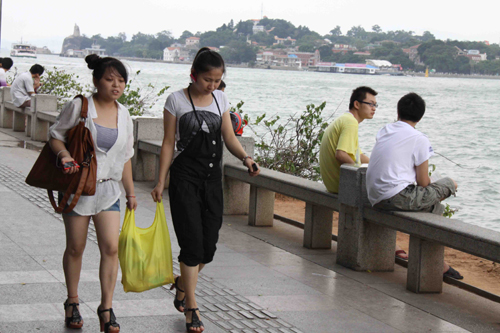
[2,0,499,53]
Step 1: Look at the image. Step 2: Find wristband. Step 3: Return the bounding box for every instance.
[126,195,136,198]
[242,155,252,166]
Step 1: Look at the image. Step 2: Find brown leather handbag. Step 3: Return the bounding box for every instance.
[25,95,97,214]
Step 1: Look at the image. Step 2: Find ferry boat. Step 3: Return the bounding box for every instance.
[10,41,37,58]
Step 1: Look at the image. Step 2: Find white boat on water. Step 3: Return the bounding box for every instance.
[10,41,37,58]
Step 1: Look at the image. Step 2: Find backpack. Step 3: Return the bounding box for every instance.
[230,112,247,136]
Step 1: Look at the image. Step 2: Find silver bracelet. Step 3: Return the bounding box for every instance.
[242,155,251,166]
[56,150,69,168]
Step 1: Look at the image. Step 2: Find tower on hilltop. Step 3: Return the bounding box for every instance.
[73,24,81,37]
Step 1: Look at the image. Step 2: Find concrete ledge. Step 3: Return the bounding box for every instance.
[224,163,339,211]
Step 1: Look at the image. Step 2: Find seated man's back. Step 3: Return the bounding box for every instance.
[11,72,34,107]
[366,121,433,206]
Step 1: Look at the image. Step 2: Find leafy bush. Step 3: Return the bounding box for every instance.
[118,70,169,116]
[36,67,85,108]
[246,102,329,181]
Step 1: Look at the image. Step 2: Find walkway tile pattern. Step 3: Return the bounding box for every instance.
[0,163,303,332]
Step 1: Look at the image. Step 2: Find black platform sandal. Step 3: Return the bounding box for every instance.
[97,307,120,333]
[64,295,83,329]
[185,308,204,333]
[170,276,186,312]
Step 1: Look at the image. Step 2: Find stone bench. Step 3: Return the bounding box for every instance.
[0,87,57,141]
[337,164,500,293]
[224,163,338,249]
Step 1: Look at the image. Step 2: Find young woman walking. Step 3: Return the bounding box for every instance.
[49,54,136,332]
[151,47,259,332]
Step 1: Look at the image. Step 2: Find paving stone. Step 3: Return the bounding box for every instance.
[228,311,243,320]
[215,321,233,330]
[238,311,255,319]
[250,310,267,319]
[226,303,241,311]
[229,320,245,329]
[249,302,263,310]
[290,329,304,333]
[267,320,281,328]
[216,312,232,321]
[214,303,230,311]
[203,304,219,312]
[224,288,238,296]
[254,320,269,328]
[236,295,249,303]
[237,303,252,311]
[261,310,278,319]
[203,312,219,322]
[225,295,240,303]
[241,319,257,328]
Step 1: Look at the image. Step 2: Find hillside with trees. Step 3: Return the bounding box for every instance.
[72,19,500,75]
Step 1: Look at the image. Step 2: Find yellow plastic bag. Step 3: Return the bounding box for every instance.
[118,202,174,292]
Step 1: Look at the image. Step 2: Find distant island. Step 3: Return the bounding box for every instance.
[58,19,500,75]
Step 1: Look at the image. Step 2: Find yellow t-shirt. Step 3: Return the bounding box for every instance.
[319,112,361,193]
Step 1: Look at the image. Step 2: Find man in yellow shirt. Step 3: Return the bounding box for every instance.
[319,86,378,193]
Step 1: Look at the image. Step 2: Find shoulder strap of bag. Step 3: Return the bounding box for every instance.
[47,95,91,214]
[74,95,89,119]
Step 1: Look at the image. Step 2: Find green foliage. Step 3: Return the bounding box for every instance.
[117,70,169,116]
[219,41,258,63]
[248,102,329,181]
[37,67,85,108]
[428,164,456,218]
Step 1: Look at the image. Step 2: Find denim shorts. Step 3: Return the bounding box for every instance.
[57,192,120,216]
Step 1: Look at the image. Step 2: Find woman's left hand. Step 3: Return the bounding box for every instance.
[244,158,260,177]
[126,196,138,210]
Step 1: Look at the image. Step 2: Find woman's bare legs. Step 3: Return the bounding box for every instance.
[93,211,121,324]
[180,263,205,332]
[63,214,91,321]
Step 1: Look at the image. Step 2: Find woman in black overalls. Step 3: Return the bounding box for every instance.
[151,48,259,333]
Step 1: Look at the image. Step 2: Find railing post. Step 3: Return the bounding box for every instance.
[31,94,58,141]
[222,137,254,215]
[303,203,333,249]
[336,165,396,271]
[248,185,275,226]
[407,235,444,293]
[13,108,26,132]
[0,87,13,128]
[132,118,164,182]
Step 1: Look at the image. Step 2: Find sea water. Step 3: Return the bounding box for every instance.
[7,54,500,231]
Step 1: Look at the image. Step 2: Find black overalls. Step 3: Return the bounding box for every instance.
[168,88,224,267]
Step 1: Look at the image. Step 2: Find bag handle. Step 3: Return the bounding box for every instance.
[74,95,89,119]
[48,164,91,213]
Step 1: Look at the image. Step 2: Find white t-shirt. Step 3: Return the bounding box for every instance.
[366,121,434,206]
[0,68,7,87]
[164,89,229,157]
[11,72,34,107]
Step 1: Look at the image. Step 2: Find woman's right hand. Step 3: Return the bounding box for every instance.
[60,156,80,175]
[151,182,164,202]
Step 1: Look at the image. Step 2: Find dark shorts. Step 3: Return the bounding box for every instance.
[374,177,456,215]
[57,192,120,216]
[168,173,223,267]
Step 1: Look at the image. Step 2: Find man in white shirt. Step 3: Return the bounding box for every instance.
[10,64,44,108]
[366,92,462,279]
[0,58,13,87]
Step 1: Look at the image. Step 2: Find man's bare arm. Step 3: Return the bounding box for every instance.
[415,160,431,187]
[335,150,355,165]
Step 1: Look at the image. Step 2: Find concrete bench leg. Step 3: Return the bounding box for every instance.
[304,203,333,249]
[407,235,444,293]
[223,177,250,215]
[25,114,32,137]
[13,113,25,132]
[0,107,13,128]
[31,118,49,141]
[337,204,396,271]
[248,185,274,226]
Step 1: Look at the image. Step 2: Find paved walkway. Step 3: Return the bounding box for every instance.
[0,128,499,333]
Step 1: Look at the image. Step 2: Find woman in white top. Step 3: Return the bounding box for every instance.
[49,54,136,333]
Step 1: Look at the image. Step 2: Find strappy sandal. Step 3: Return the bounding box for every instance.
[170,276,186,312]
[185,308,204,333]
[64,296,83,329]
[97,307,120,333]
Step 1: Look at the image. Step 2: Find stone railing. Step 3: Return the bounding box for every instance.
[2,90,499,296]
[0,87,58,141]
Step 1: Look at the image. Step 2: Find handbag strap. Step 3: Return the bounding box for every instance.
[48,165,90,214]
[74,95,89,119]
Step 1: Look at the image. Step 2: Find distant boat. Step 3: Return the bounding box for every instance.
[11,41,37,58]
